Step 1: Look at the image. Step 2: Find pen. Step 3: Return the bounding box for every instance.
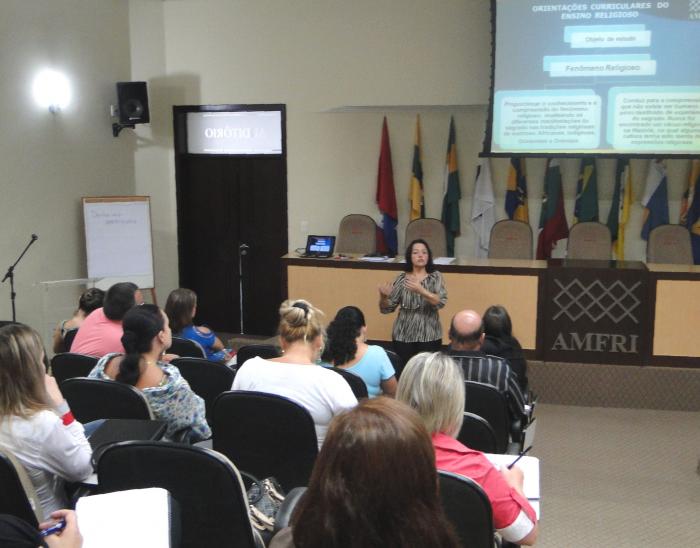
[40,519,66,537]
[507,445,533,469]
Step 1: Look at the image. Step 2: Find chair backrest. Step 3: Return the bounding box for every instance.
[567,221,611,260]
[647,224,693,264]
[335,214,377,255]
[50,353,98,384]
[170,357,235,421]
[328,367,368,399]
[212,391,318,491]
[438,470,495,548]
[168,336,206,359]
[384,349,404,379]
[464,380,512,453]
[457,412,498,454]
[63,328,79,352]
[488,220,533,260]
[236,344,279,366]
[0,449,42,526]
[405,218,448,257]
[60,377,154,423]
[96,441,261,548]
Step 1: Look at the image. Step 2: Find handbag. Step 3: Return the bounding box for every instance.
[241,472,286,532]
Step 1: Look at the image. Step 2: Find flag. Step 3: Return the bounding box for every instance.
[471,158,495,258]
[641,159,669,241]
[574,157,599,223]
[409,115,424,221]
[607,159,633,260]
[375,117,398,255]
[441,117,461,257]
[536,159,569,260]
[681,159,700,263]
[505,158,529,222]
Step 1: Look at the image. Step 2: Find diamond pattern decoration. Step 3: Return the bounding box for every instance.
[553,278,642,324]
[691,0,700,12]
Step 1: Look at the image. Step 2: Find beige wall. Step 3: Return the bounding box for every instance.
[2,1,693,339]
[130,0,693,298]
[0,0,135,337]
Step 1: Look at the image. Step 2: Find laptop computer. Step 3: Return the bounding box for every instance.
[305,235,336,258]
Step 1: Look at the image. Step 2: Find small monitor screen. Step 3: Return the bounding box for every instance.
[306,235,335,257]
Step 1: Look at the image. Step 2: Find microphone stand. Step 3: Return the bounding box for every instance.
[2,235,38,323]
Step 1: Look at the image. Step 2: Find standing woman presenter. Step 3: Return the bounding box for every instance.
[379,238,447,368]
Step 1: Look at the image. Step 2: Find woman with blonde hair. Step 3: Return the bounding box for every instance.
[397,352,539,546]
[232,299,357,448]
[270,397,460,548]
[0,324,92,515]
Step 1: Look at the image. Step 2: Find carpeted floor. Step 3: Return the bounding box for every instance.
[531,404,700,547]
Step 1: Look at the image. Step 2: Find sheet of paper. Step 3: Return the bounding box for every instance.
[433,257,455,265]
[76,487,170,548]
[359,256,394,262]
[484,453,540,500]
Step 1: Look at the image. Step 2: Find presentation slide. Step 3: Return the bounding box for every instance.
[489,0,700,155]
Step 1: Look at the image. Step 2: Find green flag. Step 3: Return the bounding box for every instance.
[441,117,461,256]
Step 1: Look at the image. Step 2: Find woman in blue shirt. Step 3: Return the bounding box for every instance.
[164,288,232,362]
[322,306,397,397]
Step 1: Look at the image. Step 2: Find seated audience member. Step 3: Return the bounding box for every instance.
[232,299,357,448]
[71,282,143,357]
[270,397,460,548]
[447,309,526,423]
[164,288,233,362]
[88,304,210,443]
[482,305,528,392]
[321,306,397,397]
[0,325,92,516]
[52,288,105,354]
[397,352,538,546]
[0,509,82,548]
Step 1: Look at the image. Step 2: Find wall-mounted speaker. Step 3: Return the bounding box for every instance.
[116,81,150,125]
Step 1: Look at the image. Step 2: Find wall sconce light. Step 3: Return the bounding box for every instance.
[32,69,71,113]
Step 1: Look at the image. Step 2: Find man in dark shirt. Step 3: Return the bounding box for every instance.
[446,309,526,422]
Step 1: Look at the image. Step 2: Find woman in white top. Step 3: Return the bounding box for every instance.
[232,299,357,448]
[0,324,92,516]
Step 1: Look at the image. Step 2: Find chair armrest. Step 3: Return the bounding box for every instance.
[273,487,307,534]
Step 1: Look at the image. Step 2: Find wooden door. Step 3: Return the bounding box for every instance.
[174,106,287,335]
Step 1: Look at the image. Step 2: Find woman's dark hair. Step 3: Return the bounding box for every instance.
[321,306,366,365]
[483,305,513,339]
[164,288,197,334]
[103,282,139,321]
[78,288,105,315]
[403,238,435,273]
[291,398,460,548]
[118,304,164,386]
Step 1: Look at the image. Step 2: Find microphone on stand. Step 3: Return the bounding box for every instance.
[31,234,38,241]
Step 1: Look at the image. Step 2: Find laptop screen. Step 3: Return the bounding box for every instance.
[306,235,335,257]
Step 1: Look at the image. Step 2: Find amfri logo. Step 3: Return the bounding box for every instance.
[552,332,639,353]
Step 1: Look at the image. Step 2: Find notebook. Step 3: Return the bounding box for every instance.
[304,235,336,258]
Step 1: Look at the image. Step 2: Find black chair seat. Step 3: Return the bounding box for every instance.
[169,336,206,359]
[212,391,318,491]
[96,441,262,548]
[235,344,279,367]
[60,377,153,423]
[50,353,98,384]
[328,367,368,399]
[0,450,40,527]
[170,357,235,421]
[438,470,496,548]
[457,412,499,454]
[464,381,521,454]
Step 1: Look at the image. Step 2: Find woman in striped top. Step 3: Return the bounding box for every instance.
[378,239,447,370]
